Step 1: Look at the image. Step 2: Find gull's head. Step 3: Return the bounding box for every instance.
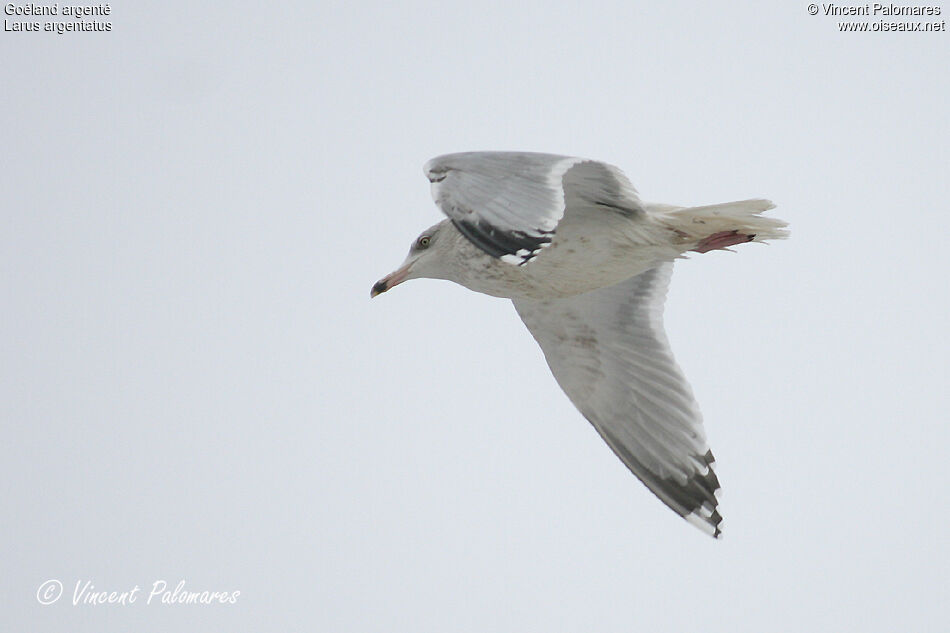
[371,220,451,297]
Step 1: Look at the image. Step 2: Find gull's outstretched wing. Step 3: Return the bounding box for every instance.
[424,152,642,265]
[512,262,722,537]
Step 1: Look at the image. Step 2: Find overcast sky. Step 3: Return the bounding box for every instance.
[2,1,947,631]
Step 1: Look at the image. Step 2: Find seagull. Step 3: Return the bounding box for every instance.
[372,152,788,538]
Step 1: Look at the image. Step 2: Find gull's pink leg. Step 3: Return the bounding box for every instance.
[692,230,755,254]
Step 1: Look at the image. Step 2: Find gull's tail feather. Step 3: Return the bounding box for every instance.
[655,199,789,249]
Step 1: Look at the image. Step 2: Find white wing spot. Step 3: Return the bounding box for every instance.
[685,510,721,538]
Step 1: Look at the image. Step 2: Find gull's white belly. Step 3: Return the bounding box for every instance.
[449,216,679,300]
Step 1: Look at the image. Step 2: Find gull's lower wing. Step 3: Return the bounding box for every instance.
[512,262,722,537]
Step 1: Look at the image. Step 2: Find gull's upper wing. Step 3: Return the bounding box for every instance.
[425,152,642,265]
[512,262,722,537]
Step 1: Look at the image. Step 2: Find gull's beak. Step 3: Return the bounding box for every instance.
[371,264,411,297]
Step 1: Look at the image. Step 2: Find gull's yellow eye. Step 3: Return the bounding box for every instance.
[418,236,431,248]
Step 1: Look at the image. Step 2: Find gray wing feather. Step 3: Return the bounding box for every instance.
[512,262,722,537]
[425,152,642,265]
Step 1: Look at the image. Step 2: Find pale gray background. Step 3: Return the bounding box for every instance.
[2,1,947,631]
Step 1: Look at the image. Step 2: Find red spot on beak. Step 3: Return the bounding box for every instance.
[370,264,411,297]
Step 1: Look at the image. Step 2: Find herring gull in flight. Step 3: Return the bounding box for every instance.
[372,151,788,538]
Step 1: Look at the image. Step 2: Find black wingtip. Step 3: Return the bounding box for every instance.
[451,218,551,264]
